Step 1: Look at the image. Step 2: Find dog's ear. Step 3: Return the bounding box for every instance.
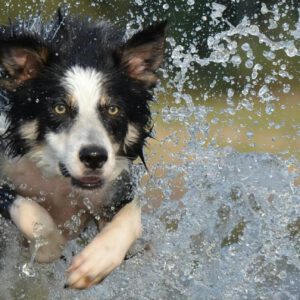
[0,40,49,88]
[119,21,167,87]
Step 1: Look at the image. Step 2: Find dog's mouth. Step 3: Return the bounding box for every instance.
[59,163,105,190]
[71,176,105,189]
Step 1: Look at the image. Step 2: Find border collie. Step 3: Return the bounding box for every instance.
[0,10,166,289]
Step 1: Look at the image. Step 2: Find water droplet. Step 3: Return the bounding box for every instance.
[265,103,275,115]
[261,3,269,14]
[285,42,298,57]
[241,43,250,51]
[245,59,254,68]
[231,55,241,66]
[211,117,219,124]
[258,85,269,97]
[263,50,276,60]
[282,84,291,93]
[22,263,36,277]
[227,88,234,98]
[282,22,289,31]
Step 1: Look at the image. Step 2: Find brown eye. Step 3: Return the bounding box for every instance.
[107,105,120,116]
[54,104,67,115]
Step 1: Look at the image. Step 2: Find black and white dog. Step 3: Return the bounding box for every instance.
[0,11,166,289]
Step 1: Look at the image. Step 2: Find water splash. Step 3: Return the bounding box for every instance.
[22,242,40,278]
[0,149,298,299]
[0,1,299,299]
[21,223,49,278]
[162,1,300,135]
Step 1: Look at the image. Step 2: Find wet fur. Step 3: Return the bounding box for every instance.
[0,11,166,289]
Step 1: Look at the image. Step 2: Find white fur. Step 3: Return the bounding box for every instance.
[62,66,103,109]
[124,123,140,150]
[26,144,61,177]
[9,196,58,240]
[19,120,38,142]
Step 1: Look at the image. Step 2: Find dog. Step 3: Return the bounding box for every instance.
[0,10,166,289]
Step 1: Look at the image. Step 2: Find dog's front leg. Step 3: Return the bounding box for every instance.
[66,198,142,289]
[0,184,65,262]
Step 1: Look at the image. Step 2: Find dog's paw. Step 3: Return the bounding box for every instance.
[65,226,127,289]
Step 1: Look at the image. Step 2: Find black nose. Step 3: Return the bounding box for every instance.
[79,146,108,170]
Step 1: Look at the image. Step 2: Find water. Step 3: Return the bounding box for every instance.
[0,149,299,299]
[0,1,300,299]
[21,224,50,278]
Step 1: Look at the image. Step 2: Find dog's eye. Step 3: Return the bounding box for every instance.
[107,105,120,117]
[54,104,67,115]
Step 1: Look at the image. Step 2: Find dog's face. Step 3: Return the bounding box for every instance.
[0,17,166,189]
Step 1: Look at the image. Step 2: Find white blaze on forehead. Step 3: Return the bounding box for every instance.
[63,65,103,110]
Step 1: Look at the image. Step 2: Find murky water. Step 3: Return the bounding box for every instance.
[0,1,300,299]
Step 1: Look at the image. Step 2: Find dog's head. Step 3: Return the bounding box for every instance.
[0,16,166,189]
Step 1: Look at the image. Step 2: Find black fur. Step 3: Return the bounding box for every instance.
[0,183,17,219]
[101,170,135,221]
[0,12,166,163]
